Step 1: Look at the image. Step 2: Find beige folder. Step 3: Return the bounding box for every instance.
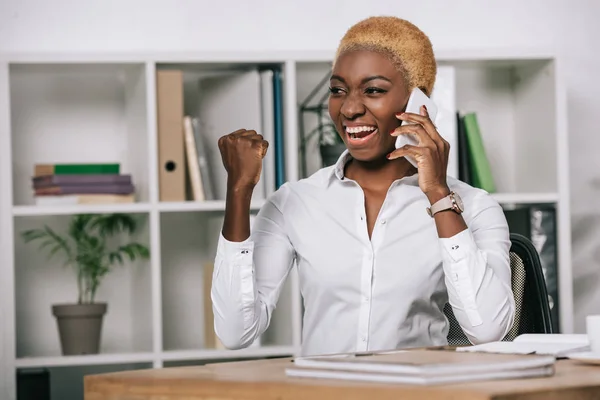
[156,70,185,202]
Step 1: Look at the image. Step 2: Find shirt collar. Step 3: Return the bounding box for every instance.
[330,149,352,181]
[328,149,420,187]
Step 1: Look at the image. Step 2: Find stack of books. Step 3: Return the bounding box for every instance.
[32,163,135,206]
[285,349,555,385]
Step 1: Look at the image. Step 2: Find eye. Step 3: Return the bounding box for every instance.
[328,86,345,95]
[365,87,386,95]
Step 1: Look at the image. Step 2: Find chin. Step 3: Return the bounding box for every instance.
[346,147,387,163]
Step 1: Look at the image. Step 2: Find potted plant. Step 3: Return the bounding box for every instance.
[21,213,150,356]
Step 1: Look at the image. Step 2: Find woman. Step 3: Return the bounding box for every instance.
[212,16,515,356]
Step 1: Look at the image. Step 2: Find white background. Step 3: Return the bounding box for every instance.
[1,0,599,333]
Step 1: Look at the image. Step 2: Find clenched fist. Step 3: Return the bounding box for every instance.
[218,129,269,189]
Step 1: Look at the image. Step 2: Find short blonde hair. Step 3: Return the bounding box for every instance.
[334,16,437,96]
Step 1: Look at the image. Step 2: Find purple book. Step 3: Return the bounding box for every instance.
[32,174,132,189]
[35,183,135,195]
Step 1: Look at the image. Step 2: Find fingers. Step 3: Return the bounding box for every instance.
[391,123,435,148]
[260,140,269,158]
[388,144,432,162]
[395,106,449,154]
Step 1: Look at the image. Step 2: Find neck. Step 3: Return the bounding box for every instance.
[344,155,416,190]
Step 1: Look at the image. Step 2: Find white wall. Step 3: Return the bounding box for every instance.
[1,0,599,333]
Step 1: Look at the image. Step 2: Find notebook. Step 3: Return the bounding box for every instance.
[286,349,555,385]
[456,334,590,357]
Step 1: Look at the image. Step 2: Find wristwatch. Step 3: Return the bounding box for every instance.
[426,191,464,217]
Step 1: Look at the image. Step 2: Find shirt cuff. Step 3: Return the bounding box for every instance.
[439,228,478,262]
[439,228,484,327]
[217,232,254,264]
[216,233,256,327]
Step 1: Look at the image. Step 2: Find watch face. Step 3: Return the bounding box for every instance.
[452,192,464,212]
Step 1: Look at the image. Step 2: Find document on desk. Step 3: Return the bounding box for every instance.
[285,349,555,385]
[456,334,590,357]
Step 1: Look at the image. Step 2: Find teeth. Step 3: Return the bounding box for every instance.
[346,126,376,134]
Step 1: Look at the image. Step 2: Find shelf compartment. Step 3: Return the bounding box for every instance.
[447,58,558,194]
[160,211,295,352]
[13,213,153,358]
[9,62,151,206]
[155,62,280,204]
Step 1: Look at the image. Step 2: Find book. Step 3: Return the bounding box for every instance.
[183,116,206,201]
[286,349,555,385]
[34,183,134,195]
[456,113,472,184]
[456,334,589,357]
[32,174,131,188]
[34,163,120,176]
[191,117,214,201]
[34,194,135,206]
[462,113,496,193]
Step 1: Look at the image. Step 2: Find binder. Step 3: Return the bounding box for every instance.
[156,70,186,202]
[260,69,276,198]
[197,70,263,201]
[272,69,285,189]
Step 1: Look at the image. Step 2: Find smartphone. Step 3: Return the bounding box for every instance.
[394,87,438,168]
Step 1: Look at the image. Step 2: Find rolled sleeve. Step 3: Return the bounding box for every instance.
[211,184,296,349]
[440,229,485,327]
[440,190,515,345]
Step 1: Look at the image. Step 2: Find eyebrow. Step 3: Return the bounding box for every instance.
[330,75,392,84]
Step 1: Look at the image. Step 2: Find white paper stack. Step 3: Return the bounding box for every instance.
[285,349,555,385]
[456,334,590,357]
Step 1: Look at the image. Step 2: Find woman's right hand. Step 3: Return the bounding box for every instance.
[218,129,269,189]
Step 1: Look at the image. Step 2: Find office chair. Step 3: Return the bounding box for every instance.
[444,233,554,345]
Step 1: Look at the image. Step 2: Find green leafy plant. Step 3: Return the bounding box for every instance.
[21,213,150,304]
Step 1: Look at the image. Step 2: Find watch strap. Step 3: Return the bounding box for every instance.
[427,193,459,217]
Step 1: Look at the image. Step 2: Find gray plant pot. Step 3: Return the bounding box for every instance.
[52,303,107,355]
[320,143,347,167]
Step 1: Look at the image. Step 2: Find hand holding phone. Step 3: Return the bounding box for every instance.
[389,87,452,200]
[394,87,438,168]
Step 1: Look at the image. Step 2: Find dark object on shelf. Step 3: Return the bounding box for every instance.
[299,68,347,176]
[445,233,553,345]
[504,205,559,332]
[17,368,50,400]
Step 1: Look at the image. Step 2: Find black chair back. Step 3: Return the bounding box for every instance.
[445,233,554,345]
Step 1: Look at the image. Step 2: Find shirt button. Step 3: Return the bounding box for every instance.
[362,337,367,342]
[381,220,386,224]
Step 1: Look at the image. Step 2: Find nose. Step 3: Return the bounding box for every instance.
[340,92,365,120]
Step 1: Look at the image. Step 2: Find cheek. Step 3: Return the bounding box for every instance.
[366,98,402,129]
[328,98,340,120]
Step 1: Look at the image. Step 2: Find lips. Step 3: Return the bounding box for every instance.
[344,124,378,146]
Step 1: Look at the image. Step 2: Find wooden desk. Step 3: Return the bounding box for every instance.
[84,355,600,400]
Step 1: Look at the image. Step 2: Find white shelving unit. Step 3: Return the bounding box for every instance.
[0,49,571,400]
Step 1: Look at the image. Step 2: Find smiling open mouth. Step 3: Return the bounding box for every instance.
[345,125,378,144]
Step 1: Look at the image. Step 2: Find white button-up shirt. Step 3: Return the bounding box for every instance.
[211,151,515,356]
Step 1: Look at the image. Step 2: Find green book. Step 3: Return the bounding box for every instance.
[34,163,120,176]
[462,113,496,193]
